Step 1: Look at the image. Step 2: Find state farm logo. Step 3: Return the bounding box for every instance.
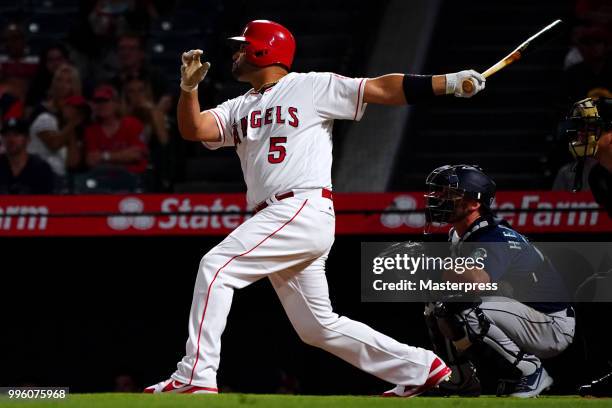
[493,194,600,227]
[380,195,425,228]
[0,205,48,230]
[107,197,155,230]
[107,197,245,231]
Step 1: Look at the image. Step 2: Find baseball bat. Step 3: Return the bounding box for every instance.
[462,19,563,94]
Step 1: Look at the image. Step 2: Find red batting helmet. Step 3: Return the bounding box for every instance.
[228,20,296,70]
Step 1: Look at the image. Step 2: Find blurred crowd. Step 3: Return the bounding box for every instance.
[562,0,611,101]
[0,0,197,194]
[0,0,610,195]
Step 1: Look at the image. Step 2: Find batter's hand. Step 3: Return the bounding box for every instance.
[180,49,211,93]
[445,70,485,98]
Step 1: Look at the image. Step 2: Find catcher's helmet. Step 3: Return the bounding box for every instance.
[424,165,496,229]
[559,97,612,159]
[228,20,296,70]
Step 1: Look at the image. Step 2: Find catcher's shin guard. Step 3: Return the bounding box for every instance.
[424,303,481,396]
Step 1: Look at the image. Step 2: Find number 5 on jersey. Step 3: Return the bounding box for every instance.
[268,137,287,163]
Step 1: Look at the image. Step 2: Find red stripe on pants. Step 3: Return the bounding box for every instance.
[189,199,309,384]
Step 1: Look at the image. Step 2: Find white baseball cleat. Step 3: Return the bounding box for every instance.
[382,356,452,397]
[143,378,218,394]
[510,367,553,398]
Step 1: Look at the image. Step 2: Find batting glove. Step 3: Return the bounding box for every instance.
[445,70,486,98]
[180,49,211,93]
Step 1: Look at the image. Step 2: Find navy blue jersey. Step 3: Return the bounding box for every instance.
[450,216,569,313]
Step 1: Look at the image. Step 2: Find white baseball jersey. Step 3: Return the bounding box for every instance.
[167,71,438,392]
[203,72,368,207]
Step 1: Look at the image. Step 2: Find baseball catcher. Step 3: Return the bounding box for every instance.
[421,165,575,397]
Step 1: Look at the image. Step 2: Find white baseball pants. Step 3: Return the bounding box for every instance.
[171,192,435,390]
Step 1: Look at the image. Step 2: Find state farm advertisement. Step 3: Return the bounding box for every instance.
[0,191,608,236]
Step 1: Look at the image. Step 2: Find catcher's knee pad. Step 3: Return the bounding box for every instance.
[434,302,491,352]
[433,302,469,342]
[463,305,491,343]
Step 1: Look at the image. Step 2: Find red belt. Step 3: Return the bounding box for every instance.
[253,188,333,213]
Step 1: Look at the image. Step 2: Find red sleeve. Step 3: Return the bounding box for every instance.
[3,100,23,120]
[123,117,147,149]
[84,125,99,152]
[122,116,149,173]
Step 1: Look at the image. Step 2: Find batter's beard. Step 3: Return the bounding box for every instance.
[231,63,243,80]
[231,59,254,82]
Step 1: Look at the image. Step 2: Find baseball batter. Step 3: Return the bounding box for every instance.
[145,20,485,396]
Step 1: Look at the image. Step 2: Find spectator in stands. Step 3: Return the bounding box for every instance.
[89,0,160,38]
[111,32,171,107]
[88,1,131,39]
[0,23,39,102]
[61,95,92,173]
[85,84,148,174]
[28,64,83,179]
[574,0,612,25]
[122,75,169,146]
[0,118,54,194]
[0,86,24,121]
[562,25,611,105]
[122,75,171,188]
[26,44,71,112]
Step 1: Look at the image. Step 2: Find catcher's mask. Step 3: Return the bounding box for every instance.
[561,98,611,158]
[558,97,612,190]
[424,165,496,233]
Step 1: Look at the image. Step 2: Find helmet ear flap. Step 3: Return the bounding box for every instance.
[254,49,268,58]
[243,44,270,66]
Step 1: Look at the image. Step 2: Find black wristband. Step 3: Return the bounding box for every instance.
[403,74,434,104]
